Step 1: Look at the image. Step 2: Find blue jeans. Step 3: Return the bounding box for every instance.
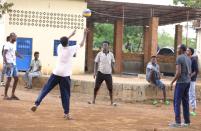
[5,63,18,77]
[174,83,190,124]
[35,74,71,114]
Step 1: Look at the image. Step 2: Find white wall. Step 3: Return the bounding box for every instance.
[196,30,201,73]
[5,0,87,74]
[0,16,6,66]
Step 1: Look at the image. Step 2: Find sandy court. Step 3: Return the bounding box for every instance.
[0,86,201,131]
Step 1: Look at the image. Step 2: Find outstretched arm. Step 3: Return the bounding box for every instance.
[80,28,89,48]
[68,30,76,39]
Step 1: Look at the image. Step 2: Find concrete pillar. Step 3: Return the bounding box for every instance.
[114,19,123,73]
[143,26,149,73]
[86,22,94,72]
[149,17,159,57]
[174,24,183,58]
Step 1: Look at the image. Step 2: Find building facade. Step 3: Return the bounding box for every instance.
[0,0,86,75]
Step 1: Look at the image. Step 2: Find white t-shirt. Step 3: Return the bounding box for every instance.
[53,44,80,77]
[1,41,8,56]
[30,59,42,73]
[3,42,16,65]
[94,51,115,74]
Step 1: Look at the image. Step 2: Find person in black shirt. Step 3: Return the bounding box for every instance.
[186,47,199,116]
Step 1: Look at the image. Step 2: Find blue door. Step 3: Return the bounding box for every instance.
[16,38,32,71]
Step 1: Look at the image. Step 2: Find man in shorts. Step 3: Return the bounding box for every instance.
[3,33,22,100]
[91,41,116,106]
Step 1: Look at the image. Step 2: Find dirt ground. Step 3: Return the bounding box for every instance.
[0,87,201,131]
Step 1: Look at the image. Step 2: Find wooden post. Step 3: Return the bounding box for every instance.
[113,19,123,73]
[143,26,150,73]
[174,24,183,58]
[86,22,94,72]
[149,17,159,57]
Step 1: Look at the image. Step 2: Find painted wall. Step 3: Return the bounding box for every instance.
[2,0,87,75]
[196,30,201,73]
[0,15,6,69]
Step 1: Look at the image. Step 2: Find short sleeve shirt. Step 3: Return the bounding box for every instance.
[3,42,16,65]
[95,51,115,74]
[53,44,80,77]
[146,62,160,81]
[191,57,198,81]
[30,59,42,73]
[176,54,191,83]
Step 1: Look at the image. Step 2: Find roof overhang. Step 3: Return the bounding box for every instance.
[87,0,201,26]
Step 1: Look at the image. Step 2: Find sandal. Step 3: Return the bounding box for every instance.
[3,96,11,100]
[165,100,170,105]
[10,96,20,100]
[31,105,38,112]
[152,100,158,105]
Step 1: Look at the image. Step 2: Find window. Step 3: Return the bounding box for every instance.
[53,40,60,56]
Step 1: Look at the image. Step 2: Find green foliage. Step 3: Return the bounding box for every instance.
[182,37,196,48]
[157,31,196,49]
[93,23,143,52]
[93,23,196,52]
[0,2,14,18]
[123,25,143,52]
[93,23,114,50]
[158,31,174,48]
[173,0,201,8]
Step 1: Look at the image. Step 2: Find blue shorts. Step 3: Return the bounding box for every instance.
[155,80,165,89]
[5,64,18,77]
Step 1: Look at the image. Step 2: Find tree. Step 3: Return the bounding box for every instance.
[93,23,143,52]
[158,31,196,49]
[123,25,143,52]
[158,31,174,48]
[0,2,14,18]
[173,0,201,8]
[93,23,114,50]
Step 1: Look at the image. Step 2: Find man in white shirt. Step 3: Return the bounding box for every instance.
[91,41,115,105]
[3,33,22,100]
[31,29,88,120]
[1,36,10,86]
[24,51,42,89]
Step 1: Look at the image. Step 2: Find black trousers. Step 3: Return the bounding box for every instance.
[95,71,113,92]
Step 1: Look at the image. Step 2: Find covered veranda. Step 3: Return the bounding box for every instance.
[85,0,201,74]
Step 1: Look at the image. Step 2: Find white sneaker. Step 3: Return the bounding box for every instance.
[64,114,73,120]
[112,102,117,106]
[0,82,5,86]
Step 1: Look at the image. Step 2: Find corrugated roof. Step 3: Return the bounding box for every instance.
[87,0,201,26]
